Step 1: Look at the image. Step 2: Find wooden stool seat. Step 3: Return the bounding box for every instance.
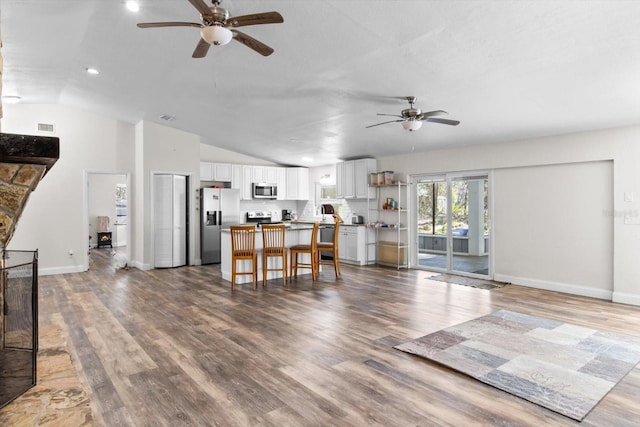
[230,225,258,290]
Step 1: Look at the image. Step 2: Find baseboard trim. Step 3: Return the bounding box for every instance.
[612,292,640,307]
[131,260,152,271]
[494,274,613,301]
[39,265,85,276]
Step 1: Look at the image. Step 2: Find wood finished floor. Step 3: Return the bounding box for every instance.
[37,248,640,426]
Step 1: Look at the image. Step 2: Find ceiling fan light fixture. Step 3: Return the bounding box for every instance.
[201,25,233,46]
[402,119,422,132]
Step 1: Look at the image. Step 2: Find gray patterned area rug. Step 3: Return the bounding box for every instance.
[394,309,640,421]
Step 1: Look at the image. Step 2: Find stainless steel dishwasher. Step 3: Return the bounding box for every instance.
[320,225,334,260]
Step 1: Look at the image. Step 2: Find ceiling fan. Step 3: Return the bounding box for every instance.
[137,0,283,58]
[366,97,460,132]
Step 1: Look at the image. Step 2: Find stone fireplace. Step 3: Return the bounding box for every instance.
[1,132,59,407]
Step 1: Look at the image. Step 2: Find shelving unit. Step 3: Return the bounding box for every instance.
[367,181,409,269]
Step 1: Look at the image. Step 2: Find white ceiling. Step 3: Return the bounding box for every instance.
[2,1,640,167]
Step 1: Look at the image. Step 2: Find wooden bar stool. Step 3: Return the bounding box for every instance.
[289,223,319,281]
[317,214,342,278]
[261,224,288,286]
[230,225,258,290]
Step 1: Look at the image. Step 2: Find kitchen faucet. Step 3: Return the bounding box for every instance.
[318,205,326,221]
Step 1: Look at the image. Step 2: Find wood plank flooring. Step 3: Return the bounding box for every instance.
[16,249,640,425]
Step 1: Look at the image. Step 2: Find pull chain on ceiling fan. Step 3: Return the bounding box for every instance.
[366,96,460,131]
[137,0,284,58]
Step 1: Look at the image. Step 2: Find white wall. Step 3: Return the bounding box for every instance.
[2,104,201,273]
[2,104,130,274]
[493,161,613,299]
[200,143,279,166]
[135,121,200,270]
[379,125,640,305]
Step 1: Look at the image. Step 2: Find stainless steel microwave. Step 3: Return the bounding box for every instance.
[252,183,277,199]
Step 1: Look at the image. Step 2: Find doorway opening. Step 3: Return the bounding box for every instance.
[84,172,131,272]
[413,172,491,278]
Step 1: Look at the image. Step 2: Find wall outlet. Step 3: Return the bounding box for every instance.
[624,192,634,202]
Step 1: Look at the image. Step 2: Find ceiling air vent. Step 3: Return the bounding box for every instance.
[37,123,55,133]
[159,115,175,122]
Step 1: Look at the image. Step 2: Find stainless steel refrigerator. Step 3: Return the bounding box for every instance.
[200,188,240,264]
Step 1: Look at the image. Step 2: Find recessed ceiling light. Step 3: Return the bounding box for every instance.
[1,96,22,104]
[301,157,313,163]
[86,67,100,75]
[125,1,140,12]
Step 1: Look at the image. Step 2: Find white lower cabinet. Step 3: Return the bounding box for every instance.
[337,226,373,266]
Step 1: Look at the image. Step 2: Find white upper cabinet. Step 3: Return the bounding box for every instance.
[242,165,254,200]
[336,159,376,199]
[200,162,233,182]
[200,162,213,181]
[286,167,309,200]
[213,163,232,182]
[252,166,265,183]
[336,161,345,199]
[276,167,287,200]
[355,158,377,199]
[204,162,299,201]
[264,166,278,183]
[344,161,355,198]
[231,164,242,191]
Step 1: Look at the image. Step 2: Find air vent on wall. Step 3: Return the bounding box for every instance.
[37,123,55,133]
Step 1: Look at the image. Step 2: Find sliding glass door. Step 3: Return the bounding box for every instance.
[414,173,491,278]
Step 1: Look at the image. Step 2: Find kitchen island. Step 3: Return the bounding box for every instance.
[221,224,319,284]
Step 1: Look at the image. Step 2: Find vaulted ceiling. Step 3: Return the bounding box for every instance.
[2,1,640,167]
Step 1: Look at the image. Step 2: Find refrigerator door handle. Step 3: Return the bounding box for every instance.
[218,210,222,226]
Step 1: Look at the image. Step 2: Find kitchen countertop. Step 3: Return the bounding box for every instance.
[290,220,365,227]
[221,222,366,233]
[221,223,319,232]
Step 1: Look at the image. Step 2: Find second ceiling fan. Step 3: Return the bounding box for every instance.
[137,0,283,58]
[366,97,460,132]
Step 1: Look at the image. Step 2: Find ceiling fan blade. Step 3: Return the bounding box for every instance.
[232,30,274,56]
[376,113,403,118]
[192,38,211,58]
[187,0,213,16]
[227,11,284,27]
[424,117,460,126]
[138,22,202,29]
[365,120,403,129]
[421,110,448,118]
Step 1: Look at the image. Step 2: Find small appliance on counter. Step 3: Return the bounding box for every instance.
[281,209,292,221]
[352,214,364,224]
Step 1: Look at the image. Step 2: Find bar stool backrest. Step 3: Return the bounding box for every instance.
[230,225,256,256]
[261,224,286,253]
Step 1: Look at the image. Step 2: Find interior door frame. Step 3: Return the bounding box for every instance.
[82,170,132,272]
[410,170,494,279]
